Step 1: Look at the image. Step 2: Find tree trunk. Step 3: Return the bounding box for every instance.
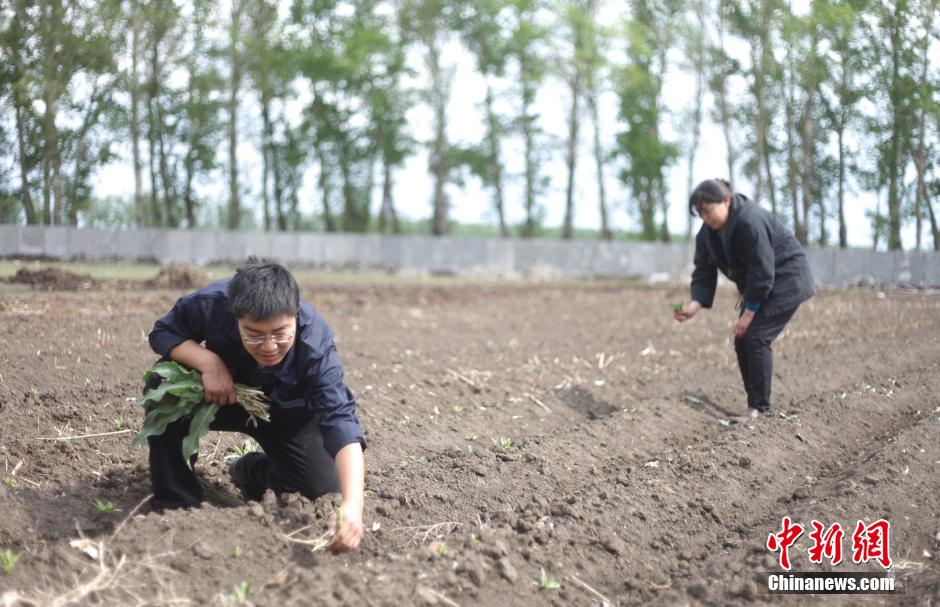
[315,141,336,232]
[484,83,508,237]
[228,0,242,230]
[427,35,449,237]
[925,194,940,251]
[716,1,736,184]
[260,93,272,231]
[588,90,610,240]
[785,43,802,241]
[912,4,933,251]
[798,24,817,247]
[886,3,903,250]
[131,0,145,227]
[271,122,286,230]
[13,92,37,224]
[379,153,400,234]
[155,86,177,227]
[837,122,847,248]
[521,60,537,238]
[563,69,581,240]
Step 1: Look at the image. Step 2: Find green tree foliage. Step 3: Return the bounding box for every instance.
[0,0,936,247]
[613,0,680,241]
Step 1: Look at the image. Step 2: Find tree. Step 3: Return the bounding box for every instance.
[458,0,511,236]
[728,0,782,214]
[179,0,224,229]
[507,0,550,237]
[0,0,40,224]
[613,0,680,241]
[869,0,918,250]
[819,0,867,248]
[678,0,709,239]
[227,0,244,230]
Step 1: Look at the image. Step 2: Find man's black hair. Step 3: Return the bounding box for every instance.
[229,258,300,320]
[689,178,734,216]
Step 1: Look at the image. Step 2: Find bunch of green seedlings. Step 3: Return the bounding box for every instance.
[131,362,270,466]
[669,302,684,312]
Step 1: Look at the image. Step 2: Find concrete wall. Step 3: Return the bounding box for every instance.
[1,224,937,286]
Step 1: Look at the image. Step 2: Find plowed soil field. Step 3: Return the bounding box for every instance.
[0,271,938,606]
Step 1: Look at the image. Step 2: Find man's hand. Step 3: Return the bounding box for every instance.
[674,300,702,322]
[734,309,756,338]
[168,340,237,405]
[329,500,364,552]
[330,442,365,552]
[202,362,237,406]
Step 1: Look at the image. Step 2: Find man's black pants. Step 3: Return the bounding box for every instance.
[146,381,340,510]
[733,304,799,413]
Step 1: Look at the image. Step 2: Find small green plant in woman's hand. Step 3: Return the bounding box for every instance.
[0,549,21,574]
[669,302,684,312]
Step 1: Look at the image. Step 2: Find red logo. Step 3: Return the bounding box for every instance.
[852,519,892,569]
[808,521,844,566]
[767,517,892,571]
[767,516,805,571]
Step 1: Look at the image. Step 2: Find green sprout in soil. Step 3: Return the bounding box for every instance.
[225,440,259,462]
[84,377,92,386]
[227,580,251,604]
[451,404,464,414]
[535,567,561,591]
[132,362,270,468]
[465,432,478,441]
[113,417,125,431]
[1,549,21,574]
[432,541,448,557]
[364,489,376,498]
[470,533,480,546]
[232,546,242,558]
[499,437,513,448]
[30,387,38,396]
[669,302,684,312]
[3,476,20,491]
[91,499,121,515]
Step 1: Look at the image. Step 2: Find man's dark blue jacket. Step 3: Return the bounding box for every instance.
[149,278,366,458]
[691,194,816,316]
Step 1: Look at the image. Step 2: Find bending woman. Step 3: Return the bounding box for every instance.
[674,179,815,421]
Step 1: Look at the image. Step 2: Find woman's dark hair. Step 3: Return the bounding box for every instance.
[229,257,300,320]
[689,179,734,216]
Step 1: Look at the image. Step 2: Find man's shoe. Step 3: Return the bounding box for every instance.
[229,452,267,502]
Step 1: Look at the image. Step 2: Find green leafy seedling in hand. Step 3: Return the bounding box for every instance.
[535,567,561,590]
[669,302,684,312]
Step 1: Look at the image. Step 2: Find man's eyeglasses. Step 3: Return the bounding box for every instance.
[240,332,295,346]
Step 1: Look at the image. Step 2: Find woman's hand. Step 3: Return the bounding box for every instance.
[734,309,756,338]
[674,301,702,322]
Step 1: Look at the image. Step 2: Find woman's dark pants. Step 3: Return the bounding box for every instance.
[733,305,799,413]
